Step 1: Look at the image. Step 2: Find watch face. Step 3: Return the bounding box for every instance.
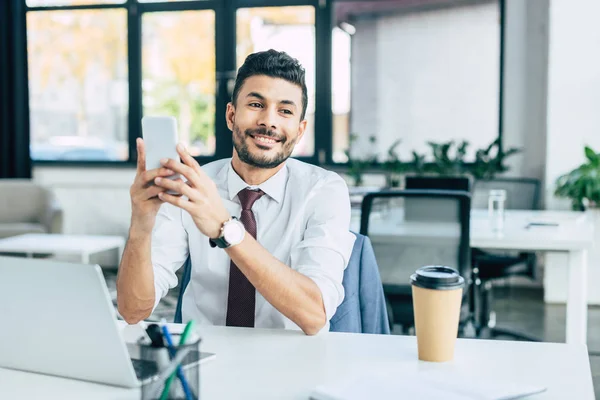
[223,220,245,245]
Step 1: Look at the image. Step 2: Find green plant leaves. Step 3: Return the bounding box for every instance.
[344,136,523,187]
[585,146,600,166]
[555,145,600,210]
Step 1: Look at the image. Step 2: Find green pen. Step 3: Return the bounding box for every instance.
[159,320,196,400]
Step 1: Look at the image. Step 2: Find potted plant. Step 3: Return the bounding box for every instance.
[382,139,404,188]
[428,140,469,176]
[555,146,600,211]
[467,138,522,180]
[344,133,378,187]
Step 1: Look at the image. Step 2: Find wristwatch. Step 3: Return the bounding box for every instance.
[209,217,245,249]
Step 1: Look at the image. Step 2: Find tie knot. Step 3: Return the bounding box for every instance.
[237,188,265,210]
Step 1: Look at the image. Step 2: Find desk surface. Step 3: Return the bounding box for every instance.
[351,209,594,251]
[0,234,125,254]
[0,323,594,399]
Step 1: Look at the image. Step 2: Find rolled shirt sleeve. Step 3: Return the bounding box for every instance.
[150,203,189,310]
[290,173,356,322]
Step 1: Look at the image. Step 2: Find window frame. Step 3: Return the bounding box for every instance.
[17,0,504,168]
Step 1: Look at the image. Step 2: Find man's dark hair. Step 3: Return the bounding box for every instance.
[232,49,308,121]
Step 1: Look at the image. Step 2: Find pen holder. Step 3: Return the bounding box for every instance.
[138,336,201,400]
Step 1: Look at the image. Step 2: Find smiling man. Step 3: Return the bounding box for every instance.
[116,50,355,335]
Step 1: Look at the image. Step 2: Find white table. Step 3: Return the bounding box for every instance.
[0,323,594,399]
[351,209,595,345]
[0,234,125,265]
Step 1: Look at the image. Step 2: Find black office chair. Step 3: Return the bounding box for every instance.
[360,190,473,335]
[471,177,542,341]
[405,175,472,192]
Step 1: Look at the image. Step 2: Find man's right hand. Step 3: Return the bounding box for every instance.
[129,138,177,236]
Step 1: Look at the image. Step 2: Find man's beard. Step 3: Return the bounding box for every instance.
[233,125,297,169]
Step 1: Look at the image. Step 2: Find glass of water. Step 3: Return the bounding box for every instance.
[488,189,507,231]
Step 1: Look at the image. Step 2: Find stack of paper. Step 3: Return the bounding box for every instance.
[310,370,546,400]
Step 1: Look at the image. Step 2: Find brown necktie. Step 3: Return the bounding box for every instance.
[226,188,265,327]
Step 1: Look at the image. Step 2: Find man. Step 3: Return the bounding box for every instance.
[117,50,355,335]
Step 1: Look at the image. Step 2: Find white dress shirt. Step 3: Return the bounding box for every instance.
[151,158,356,331]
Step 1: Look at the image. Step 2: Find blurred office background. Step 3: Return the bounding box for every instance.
[1,0,599,396]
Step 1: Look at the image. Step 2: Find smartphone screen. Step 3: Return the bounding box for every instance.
[141,116,180,193]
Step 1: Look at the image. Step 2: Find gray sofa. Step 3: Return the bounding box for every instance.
[0,179,63,239]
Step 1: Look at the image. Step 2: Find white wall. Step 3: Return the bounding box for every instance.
[543,0,600,304]
[350,2,500,161]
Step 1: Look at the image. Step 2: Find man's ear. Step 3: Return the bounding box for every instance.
[296,118,308,141]
[226,102,235,131]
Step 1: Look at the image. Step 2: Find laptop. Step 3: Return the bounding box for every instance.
[0,256,214,388]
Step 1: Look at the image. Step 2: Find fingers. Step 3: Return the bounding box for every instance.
[160,156,201,188]
[141,167,175,184]
[144,183,169,200]
[176,143,205,176]
[154,177,194,199]
[158,191,193,212]
[136,138,146,174]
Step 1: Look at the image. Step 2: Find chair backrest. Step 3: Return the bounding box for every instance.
[360,190,471,297]
[175,232,391,334]
[405,175,472,193]
[0,179,50,223]
[174,256,192,324]
[472,177,541,210]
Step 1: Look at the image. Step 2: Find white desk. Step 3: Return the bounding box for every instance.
[351,209,595,345]
[0,234,125,265]
[0,323,594,399]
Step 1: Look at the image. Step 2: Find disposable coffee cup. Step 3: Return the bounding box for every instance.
[411,266,465,362]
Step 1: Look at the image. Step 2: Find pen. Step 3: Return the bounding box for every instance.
[159,320,195,400]
[146,347,192,399]
[525,222,559,229]
[161,320,196,400]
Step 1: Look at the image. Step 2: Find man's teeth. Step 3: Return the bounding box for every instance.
[255,136,277,144]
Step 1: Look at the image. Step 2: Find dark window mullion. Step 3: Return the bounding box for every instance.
[497,0,505,154]
[234,0,318,8]
[10,0,32,177]
[26,3,127,12]
[213,0,236,162]
[314,0,332,165]
[137,0,218,13]
[128,0,142,164]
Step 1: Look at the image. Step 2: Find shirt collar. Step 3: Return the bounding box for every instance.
[227,162,288,204]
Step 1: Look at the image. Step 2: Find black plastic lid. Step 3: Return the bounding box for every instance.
[410,266,465,290]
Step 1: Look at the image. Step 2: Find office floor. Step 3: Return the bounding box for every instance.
[103,271,600,399]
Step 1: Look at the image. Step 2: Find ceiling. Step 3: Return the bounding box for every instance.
[334,0,493,25]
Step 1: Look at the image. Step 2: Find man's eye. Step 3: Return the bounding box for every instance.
[281,109,292,115]
[249,103,263,108]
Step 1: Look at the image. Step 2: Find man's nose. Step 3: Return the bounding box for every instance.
[257,107,278,131]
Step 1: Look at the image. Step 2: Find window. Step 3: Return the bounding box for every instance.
[332,0,501,163]
[236,6,316,157]
[20,0,503,165]
[142,11,216,156]
[27,9,128,161]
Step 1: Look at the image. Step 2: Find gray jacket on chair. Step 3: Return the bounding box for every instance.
[329,232,390,334]
[174,232,390,335]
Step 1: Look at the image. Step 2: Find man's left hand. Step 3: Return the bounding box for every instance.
[155,143,231,239]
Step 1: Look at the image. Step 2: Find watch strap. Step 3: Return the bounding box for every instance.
[209,236,228,248]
